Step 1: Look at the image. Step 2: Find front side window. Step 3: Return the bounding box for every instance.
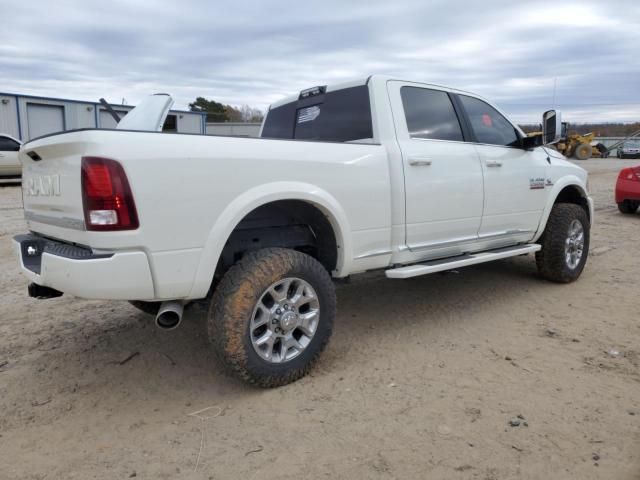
[0,136,20,151]
[401,87,463,141]
[459,95,520,147]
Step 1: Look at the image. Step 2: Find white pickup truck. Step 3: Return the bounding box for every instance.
[13,76,593,387]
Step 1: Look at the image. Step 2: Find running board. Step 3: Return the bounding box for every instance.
[385,244,541,279]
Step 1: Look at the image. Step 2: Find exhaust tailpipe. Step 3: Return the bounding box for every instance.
[155,301,184,330]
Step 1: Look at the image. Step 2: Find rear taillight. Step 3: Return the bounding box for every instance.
[619,166,640,182]
[81,157,139,231]
[618,166,640,182]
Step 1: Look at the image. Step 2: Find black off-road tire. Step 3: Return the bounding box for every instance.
[208,248,336,388]
[618,200,639,214]
[574,143,592,160]
[536,203,590,283]
[129,300,161,315]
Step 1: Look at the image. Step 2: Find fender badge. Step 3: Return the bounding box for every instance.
[529,177,545,190]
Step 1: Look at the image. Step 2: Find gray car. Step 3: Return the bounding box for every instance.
[617,141,640,159]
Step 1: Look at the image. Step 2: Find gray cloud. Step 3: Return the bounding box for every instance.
[1,0,639,122]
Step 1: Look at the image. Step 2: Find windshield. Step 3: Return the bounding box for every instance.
[261,85,373,142]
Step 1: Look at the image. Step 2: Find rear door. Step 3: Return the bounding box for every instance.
[455,94,549,241]
[388,82,484,251]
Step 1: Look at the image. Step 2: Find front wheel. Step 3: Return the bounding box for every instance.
[536,203,590,283]
[208,248,336,387]
[574,143,592,160]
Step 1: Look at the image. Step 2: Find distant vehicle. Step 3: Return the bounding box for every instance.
[617,142,640,159]
[616,164,640,214]
[0,134,22,178]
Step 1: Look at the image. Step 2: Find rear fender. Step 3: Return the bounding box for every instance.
[188,181,352,299]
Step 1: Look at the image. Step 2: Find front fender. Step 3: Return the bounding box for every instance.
[187,181,352,299]
[532,176,592,242]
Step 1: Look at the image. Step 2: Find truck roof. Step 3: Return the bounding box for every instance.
[268,74,482,110]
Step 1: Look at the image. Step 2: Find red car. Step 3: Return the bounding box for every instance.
[616,165,640,214]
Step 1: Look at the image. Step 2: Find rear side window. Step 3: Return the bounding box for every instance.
[459,95,520,147]
[262,85,373,142]
[401,87,463,141]
[0,136,20,151]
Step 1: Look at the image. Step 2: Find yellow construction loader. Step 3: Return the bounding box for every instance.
[555,128,607,160]
[528,122,607,160]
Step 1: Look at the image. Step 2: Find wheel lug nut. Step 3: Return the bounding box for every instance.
[276,308,281,314]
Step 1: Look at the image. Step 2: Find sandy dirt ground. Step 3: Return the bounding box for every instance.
[0,159,639,480]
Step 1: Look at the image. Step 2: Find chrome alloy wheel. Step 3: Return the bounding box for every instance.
[564,219,585,270]
[250,277,320,363]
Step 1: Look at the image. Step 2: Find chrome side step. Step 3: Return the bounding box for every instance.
[385,244,541,279]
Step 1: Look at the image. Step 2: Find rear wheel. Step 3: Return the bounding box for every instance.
[574,143,592,160]
[209,248,336,387]
[618,200,639,214]
[536,203,590,283]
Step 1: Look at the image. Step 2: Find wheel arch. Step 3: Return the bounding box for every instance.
[533,178,591,242]
[188,182,352,299]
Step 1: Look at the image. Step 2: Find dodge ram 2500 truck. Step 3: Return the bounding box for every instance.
[13,76,593,387]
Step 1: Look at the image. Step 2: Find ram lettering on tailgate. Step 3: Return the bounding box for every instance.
[24,175,61,197]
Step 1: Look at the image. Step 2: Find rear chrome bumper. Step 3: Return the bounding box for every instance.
[13,233,155,300]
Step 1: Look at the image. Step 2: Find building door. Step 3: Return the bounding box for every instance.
[26,103,64,140]
[99,109,129,129]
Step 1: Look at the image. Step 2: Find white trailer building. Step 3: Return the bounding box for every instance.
[206,122,262,137]
[0,92,207,141]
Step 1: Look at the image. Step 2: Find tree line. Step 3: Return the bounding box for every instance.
[520,122,640,137]
[189,97,264,123]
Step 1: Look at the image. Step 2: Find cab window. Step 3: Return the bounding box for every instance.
[262,85,373,142]
[459,95,520,147]
[401,87,464,141]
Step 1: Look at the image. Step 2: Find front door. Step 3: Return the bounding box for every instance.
[388,82,484,252]
[456,94,549,240]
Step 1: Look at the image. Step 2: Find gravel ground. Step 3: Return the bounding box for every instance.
[0,159,639,480]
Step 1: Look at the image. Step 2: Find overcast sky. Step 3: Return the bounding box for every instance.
[1,0,639,123]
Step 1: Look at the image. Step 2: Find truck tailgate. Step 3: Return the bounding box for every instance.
[20,132,89,240]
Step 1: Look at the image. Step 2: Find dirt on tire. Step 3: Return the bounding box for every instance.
[535,203,590,283]
[208,248,336,387]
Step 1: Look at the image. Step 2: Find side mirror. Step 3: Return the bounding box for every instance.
[542,110,562,145]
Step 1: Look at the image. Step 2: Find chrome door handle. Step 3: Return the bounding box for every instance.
[486,160,502,167]
[408,156,432,166]
[0,154,5,157]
